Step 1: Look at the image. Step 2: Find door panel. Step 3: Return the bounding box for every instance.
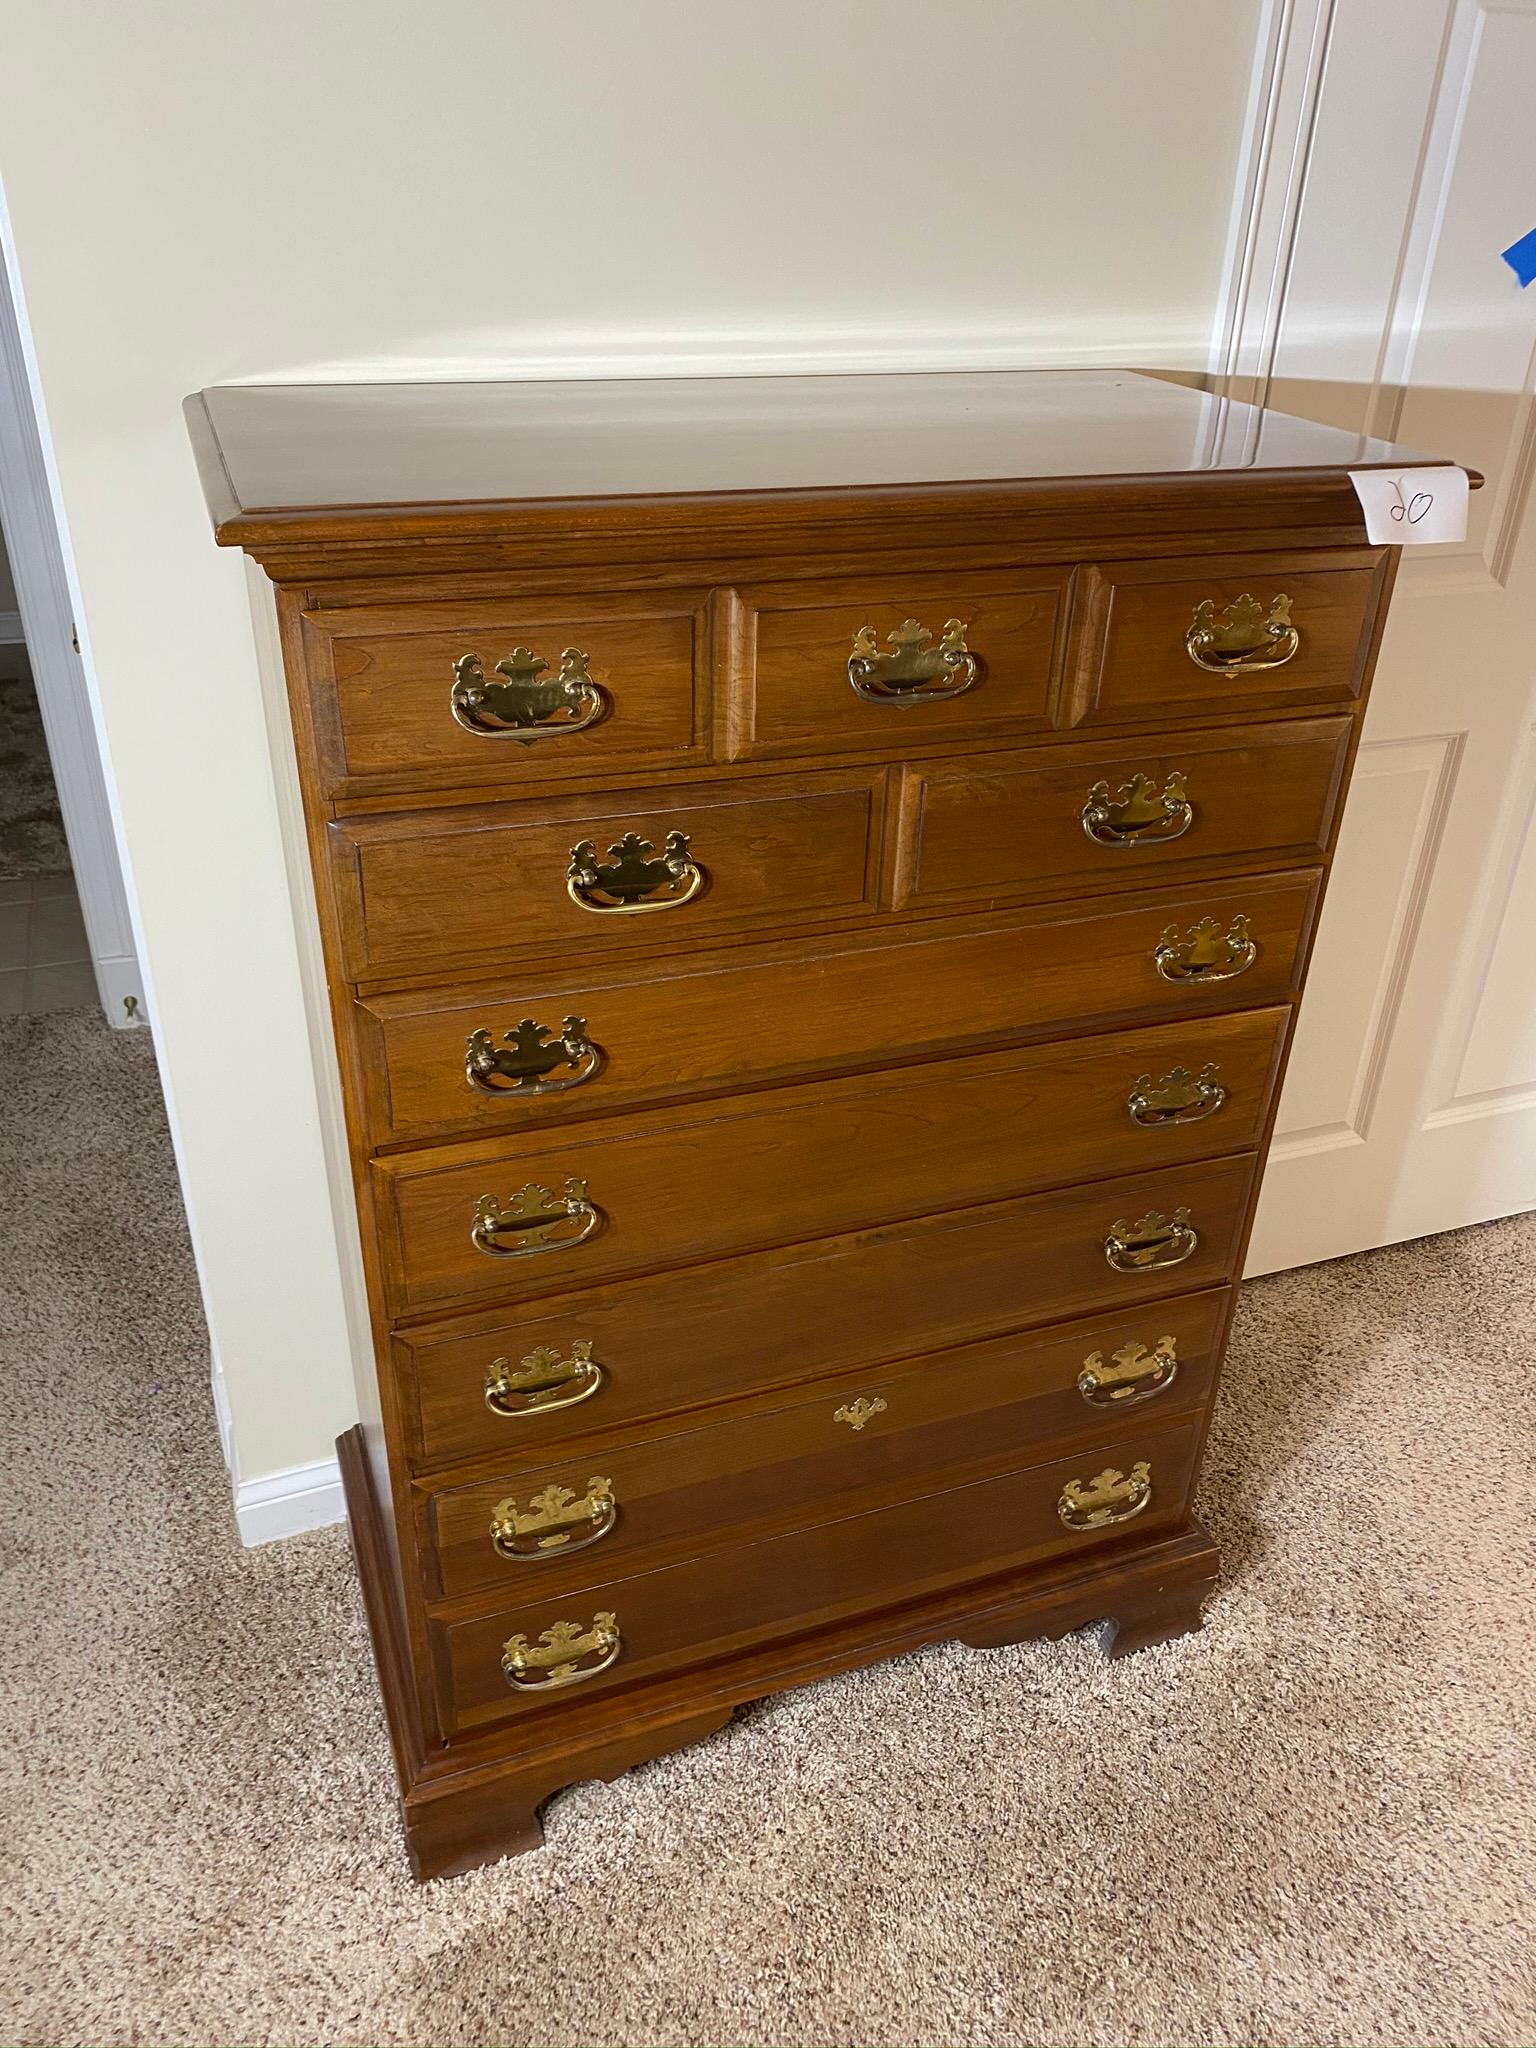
[1230,0,1536,1270]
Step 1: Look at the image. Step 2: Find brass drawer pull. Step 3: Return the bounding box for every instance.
[485,1341,605,1418]
[451,647,607,740]
[491,1476,617,1561]
[471,1179,602,1259]
[847,617,978,704]
[1104,1207,1197,1273]
[1078,1337,1178,1408]
[834,1396,887,1432]
[502,1611,621,1691]
[1127,1062,1226,1128]
[1057,1462,1152,1531]
[466,1017,602,1096]
[1185,594,1297,675]
[1082,771,1193,848]
[567,831,703,914]
[1154,914,1257,984]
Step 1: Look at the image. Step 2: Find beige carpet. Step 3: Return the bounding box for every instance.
[2,1008,1533,2048]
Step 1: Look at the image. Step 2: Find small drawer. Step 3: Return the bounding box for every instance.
[436,1417,1203,1734]
[372,1007,1286,1315]
[354,869,1322,1145]
[328,768,885,982]
[1066,550,1388,728]
[423,1289,1226,1602]
[299,590,708,795]
[898,716,1350,912]
[400,1151,1255,1468]
[730,569,1070,760]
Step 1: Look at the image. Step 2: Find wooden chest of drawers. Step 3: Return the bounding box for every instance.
[189,368,1451,1880]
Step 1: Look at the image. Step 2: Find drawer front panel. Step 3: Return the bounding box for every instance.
[301,592,707,793]
[734,570,1069,759]
[426,1289,1226,1601]
[329,770,885,981]
[358,870,1320,1145]
[374,1009,1288,1312]
[438,1418,1202,1733]
[1068,551,1386,727]
[900,717,1351,911]
[401,1151,1258,1467]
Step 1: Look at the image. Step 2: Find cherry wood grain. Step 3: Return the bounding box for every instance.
[730,566,1070,760]
[438,1416,1203,1736]
[328,766,886,982]
[300,589,707,796]
[1063,549,1388,728]
[373,1009,1288,1314]
[398,1154,1257,1469]
[896,716,1351,910]
[189,372,1439,1876]
[189,372,1440,523]
[355,871,1322,1147]
[344,1423,1219,1880]
[424,1288,1224,1602]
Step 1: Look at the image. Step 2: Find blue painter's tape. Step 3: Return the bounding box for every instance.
[1501,226,1536,287]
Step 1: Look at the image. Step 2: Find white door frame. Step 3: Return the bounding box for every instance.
[0,199,143,1026]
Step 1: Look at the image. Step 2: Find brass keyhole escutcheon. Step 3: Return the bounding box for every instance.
[834,1396,888,1432]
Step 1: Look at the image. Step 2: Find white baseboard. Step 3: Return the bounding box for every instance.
[234,1455,346,1546]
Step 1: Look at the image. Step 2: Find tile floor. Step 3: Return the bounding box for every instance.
[0,870,97,1015]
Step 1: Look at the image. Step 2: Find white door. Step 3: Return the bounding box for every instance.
[1220,0,1536,1272]
[0,223,143,1026]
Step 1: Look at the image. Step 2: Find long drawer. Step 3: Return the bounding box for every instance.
[356,870,1321,1145]
[437,1417,1203,1735]
[373,1009,1289,1313]
[895,716,1351,911]
[399,1152,1258,1467]
[424,1289,1225,1602]
[328,767,886,982]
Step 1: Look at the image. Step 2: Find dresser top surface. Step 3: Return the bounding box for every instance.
[189,369,1444,530]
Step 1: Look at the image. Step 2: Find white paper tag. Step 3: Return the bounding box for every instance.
[1348,466,1468,544]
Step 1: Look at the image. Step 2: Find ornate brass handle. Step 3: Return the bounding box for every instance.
[1082,771,1193,848]
[833,1396,888,1432]
[1057,1462,1152,1531]
[1078,1337,1178,1408]
[471,1179,603,1259]
[484,1341,605,1417]
[1185,594,1298,675]
[466,1017,602,1097]
[1127,1062,1227,1128]
[847,618,978,704]
[1154,914,1257,984]
[451,648,607,741]
[567,831,704,914]
[502,1610,621,1691]
[491,1476,617,1561]
[1104,1207,1197,1273]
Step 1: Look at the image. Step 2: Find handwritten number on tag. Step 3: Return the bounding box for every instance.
[1350,465,1465,544]
[1389,479,1434,525]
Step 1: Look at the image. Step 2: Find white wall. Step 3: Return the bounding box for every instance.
[0,0,1262,1518]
